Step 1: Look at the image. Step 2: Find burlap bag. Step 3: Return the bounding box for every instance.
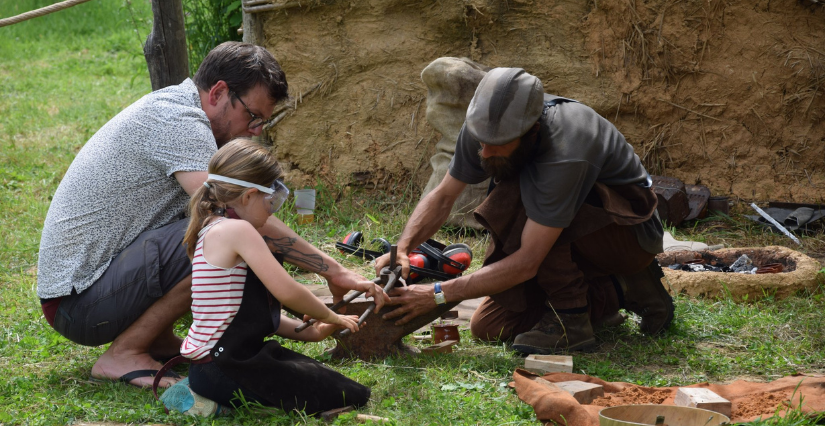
[420,57,490,229]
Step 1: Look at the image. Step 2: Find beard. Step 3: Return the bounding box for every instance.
[479,133,537,181]
[211,103,234,147]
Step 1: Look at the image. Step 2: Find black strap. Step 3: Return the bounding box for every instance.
[335,242,385,260]
[413,242,467,271]
[409,265,457,281]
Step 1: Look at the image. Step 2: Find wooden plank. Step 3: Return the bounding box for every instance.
[674,387,732,418]
[555,380,605,404]
[421,339,457,355]
[524,354,573,374]
[320,405,354,421]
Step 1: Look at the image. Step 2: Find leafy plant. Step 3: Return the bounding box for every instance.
[182,0,243,74]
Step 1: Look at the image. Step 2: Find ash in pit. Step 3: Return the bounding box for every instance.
[667,254,784,274]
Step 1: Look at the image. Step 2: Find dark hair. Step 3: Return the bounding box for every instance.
[183,137,283,258]
[193,41,289,103]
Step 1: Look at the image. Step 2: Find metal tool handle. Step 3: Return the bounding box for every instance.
[294,287,369,333]
[338,245,398,337]
[338,266,399,337]
[294,263,388,333]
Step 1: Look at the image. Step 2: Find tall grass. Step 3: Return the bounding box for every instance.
[0,0,153,274]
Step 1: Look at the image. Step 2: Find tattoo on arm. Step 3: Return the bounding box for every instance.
[263,236,329,273]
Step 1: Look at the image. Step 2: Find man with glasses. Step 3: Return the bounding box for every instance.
[37,42,387,388]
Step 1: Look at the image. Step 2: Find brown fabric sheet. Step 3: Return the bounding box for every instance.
[512,369,825,425]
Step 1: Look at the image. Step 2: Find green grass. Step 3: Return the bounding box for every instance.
[2,1,825,425]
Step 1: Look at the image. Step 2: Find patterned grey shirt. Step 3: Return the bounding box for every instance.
[37,79,216,299]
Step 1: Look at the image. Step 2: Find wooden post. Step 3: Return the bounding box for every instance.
[242,8,273,145]
[242,7,265,46]
[144,0,189,91]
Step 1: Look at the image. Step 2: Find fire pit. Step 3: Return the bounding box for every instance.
[656,246,821,301]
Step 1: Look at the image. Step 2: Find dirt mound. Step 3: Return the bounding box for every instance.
[260,0,824,202]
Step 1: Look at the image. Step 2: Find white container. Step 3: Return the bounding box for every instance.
[294,189,316,224]
[294,189,316,210]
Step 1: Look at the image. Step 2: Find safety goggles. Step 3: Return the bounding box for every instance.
[206,174,290,214]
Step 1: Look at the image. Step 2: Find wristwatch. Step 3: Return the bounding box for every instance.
[433,282,446,306]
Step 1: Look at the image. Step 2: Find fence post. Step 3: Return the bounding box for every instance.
[144,0,189,91]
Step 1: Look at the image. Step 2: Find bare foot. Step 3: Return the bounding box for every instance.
[91,346,180,388]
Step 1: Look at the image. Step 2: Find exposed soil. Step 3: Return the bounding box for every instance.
[591,386,672,407]
[734,391,790,419]
[514,371,825,424]
[258,0,825,203]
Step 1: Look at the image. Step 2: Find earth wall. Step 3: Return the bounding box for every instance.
[260,0,825,202]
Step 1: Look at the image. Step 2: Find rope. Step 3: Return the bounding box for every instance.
[0,0,93,28]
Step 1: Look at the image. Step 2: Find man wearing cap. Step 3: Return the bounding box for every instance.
[375,67,671,354]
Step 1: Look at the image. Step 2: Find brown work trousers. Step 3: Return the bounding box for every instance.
[469,178,659,342]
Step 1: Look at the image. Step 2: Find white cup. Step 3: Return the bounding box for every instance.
[294,189,316,211]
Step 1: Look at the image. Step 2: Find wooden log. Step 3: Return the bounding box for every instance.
[242,3,265,45]
[524,354,573,374]
[674,387,732,418]
[356,414,392,423]
[144,0,189,91]
[555,380,605,404]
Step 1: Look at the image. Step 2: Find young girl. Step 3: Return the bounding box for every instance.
[178,138,370,414]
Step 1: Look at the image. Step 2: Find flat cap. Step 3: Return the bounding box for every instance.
[465,67,544,145]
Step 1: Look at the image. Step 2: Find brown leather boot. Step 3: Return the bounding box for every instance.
[614,260,674,334]
[512,308,597,355]
[593,311,627,329]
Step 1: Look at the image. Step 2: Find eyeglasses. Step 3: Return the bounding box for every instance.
[230,91,266,130]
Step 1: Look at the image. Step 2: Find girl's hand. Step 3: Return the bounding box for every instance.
[315,315,361,339]
[322,312,360,335]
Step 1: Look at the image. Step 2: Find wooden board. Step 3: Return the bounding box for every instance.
[524,354,573,374]
[555,380,605,404]
[674,387,732,418]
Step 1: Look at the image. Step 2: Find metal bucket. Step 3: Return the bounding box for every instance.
[599,405,730,426]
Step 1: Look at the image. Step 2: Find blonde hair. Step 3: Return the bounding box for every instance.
[183,138,283,258]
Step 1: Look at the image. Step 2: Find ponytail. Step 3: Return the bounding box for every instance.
[183,183,221,259]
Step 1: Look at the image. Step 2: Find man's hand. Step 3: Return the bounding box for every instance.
[374,251,411,280]
[327,269,390,313]
[382,284,437,325]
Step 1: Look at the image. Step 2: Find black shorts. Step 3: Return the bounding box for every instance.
[53,218,192,346]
